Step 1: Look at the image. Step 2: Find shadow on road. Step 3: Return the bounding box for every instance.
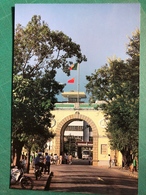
[49,159,138,195]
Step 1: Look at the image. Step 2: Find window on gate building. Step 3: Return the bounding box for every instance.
[101,144,107,155]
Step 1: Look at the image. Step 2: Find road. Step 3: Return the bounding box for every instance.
[49,158,138,195]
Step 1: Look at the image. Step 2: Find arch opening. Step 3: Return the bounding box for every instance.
[55,113,99,165]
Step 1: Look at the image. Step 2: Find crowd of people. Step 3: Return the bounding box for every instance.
[63,153,73,164]
[34,152,51,174]
[32,152,73,174]
[20,152,138,174]
[19,151,92,171]
[108,154,138,173]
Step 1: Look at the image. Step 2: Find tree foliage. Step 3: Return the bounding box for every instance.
[12,15,87,166]
[86,29,139,159]
[64,135,76,155]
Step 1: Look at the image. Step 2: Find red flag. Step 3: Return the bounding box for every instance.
[69,63,78,70]
[68,78,75,83]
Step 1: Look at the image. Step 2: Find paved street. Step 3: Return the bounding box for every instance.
[10,159,138,195]
[10,168,49,191]
[49,159,138,195]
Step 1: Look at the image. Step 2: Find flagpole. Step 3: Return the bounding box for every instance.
[77,63,80,108]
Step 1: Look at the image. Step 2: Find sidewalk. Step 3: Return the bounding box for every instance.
[10,168,51,190]
[111,165,138,179]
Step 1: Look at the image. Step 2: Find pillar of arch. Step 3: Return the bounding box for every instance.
[55,111,99,165]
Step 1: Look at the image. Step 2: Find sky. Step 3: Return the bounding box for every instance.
[15,3,140,102]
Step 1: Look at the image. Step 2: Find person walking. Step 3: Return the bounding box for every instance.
[68,154,72,165]
[132,157,137,173]
[34,153,44,172]
[59,155,62,165]
[44,153,51,174]
[108,154,111,168]
[88,155,92,165]
[65,153,68,164]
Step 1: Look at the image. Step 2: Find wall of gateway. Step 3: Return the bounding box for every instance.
[49,109,115,166]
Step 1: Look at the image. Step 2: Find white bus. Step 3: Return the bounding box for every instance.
[82,150,90,160]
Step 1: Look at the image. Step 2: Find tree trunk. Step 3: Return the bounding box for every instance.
[26,148,31,173]
[13,139,24,166]
[12,148,17,166]
[16,143,24,166]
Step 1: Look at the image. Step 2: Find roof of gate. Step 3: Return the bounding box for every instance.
[61,91,86,99]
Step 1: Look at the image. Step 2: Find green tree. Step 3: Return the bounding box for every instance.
[86,29,139,163]
[64,135,76,155]
[12,15,87,169]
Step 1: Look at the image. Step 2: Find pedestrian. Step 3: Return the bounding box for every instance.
[21,158,26,171]
[88,155,92,165]
[108,154,111,168]
[130,162,133,172]
[44,153,50,174]
[59,155,62,165]
[132,157,137,173]
[34,153,44,172]
[65,154,68,164]
[68,154,72,165]
[57,155,60,165]
[112,156,116,166]
[30,155,33,165]
[122,157,124,169]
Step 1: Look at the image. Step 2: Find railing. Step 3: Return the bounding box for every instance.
[54,103,98,110]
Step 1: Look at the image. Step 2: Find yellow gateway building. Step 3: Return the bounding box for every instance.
[46,91,122,166]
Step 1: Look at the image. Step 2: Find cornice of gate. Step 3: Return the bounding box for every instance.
[55,112,99,136]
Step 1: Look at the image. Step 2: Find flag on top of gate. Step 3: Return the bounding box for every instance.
[68,78,75,83]
[69,63,78,70]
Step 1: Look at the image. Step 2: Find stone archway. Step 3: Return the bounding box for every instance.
[55,111,99,165]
